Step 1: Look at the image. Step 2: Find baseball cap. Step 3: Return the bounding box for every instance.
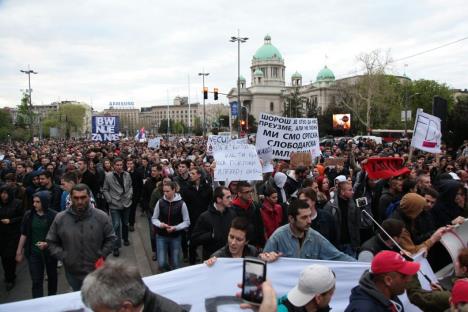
[335,175,347,184]
[287,264,336,307]
[371,251,420,275]
[451,279,468,305]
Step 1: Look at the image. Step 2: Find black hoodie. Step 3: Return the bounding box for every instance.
[345,270,404,312]
[432,180,464,228]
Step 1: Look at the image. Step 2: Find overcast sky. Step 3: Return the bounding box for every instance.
[1,0,467,111]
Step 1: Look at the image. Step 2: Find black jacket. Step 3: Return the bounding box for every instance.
[20,208,57,257]
[142,287,187,312]
[180,181,212,227]
[36,184,63,212]
[128,169,143,202]
[142,176,161,213]
[211,244,258,258]
[345,271,405,312]
[191,204,236,260]
[0,186,24,257]
[312,209,338,247]
[431,180,465,228]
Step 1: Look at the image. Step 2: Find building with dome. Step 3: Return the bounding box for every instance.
[227,35,374,121]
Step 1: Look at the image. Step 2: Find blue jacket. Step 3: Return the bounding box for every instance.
[345,270,405,312]
[263,224,355,261]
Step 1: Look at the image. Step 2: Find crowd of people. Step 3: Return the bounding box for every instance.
[0,136,467,311]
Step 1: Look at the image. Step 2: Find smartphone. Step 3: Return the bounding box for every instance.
[241,258,267,305]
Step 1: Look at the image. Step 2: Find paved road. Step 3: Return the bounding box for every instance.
[0,211,158,304]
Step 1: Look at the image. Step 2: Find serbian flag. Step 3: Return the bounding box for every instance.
[362,157,411,180]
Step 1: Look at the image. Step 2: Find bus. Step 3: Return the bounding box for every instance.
[370,129,413,143]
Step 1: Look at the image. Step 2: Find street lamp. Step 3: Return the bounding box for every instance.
[230,30,248,135]
[20,67,38,139]
[198,71,209,136]
[404,92,421,137]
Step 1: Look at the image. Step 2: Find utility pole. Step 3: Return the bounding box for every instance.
[20,66,38,139]
[230,30,248,136]
[198,71,209,136]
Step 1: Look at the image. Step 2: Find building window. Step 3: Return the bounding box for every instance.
[270,102,274,111]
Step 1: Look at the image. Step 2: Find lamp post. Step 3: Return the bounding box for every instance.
[404,92,421,137]
[20,67,38,139]
[230,30,248,136]
[198,71,209,136]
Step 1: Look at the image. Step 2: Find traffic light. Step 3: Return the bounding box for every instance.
[240,119,246,129]
[203,87,208,100]
[214,88,218,100]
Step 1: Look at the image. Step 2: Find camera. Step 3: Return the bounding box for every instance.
[356,197,368,208]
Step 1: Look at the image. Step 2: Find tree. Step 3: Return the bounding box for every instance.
[0,109,13,141]
[192,116,203,136]
[305,98,320,118]
[41,103,86,138]
[407,79,454,113]
[283,87,306,118]
[336,49,393,133]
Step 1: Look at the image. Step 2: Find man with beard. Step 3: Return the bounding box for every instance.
[46,184,116,291]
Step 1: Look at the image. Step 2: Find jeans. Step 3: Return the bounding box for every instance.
[65,270,83,292]
[110,208,130,249]
[156,235,182,271]
[27,252,58,298]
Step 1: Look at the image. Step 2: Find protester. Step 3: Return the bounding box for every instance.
[81,261,187,312]
[345,250,420,312]
[277,264,336,312]
[264,199,355,261]
[16,191,57,298]
[103,157,133,256]
[378,177,402,221]
[0,185,24,291]
[152,181,190,271]
[36,170,63,212]
[126,158,143,233]
[449,279,468,312]
[191,186,236,260]
[46,183,116,291]
[261,186,284,240]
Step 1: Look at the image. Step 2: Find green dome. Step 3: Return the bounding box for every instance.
[292,71,302,79]
[316,66,335,81]
[254,69,264,77]
[253,35,283,61]
[239,75,246,82]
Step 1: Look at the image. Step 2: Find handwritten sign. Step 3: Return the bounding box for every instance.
[207,134,232,155]
[255,113,320,160]
[214,140,262,181]
[148,137,162,149]
[411,110,442,153]
[290,152,313,169]
[257,146,274,173]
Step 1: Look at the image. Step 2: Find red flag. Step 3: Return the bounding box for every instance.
[362,157,410,180]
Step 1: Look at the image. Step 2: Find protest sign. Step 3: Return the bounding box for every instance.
[256,113,321,160]
[91,116,120,141]
[440,221,468,265]
[207,134,232,155]
[411,110,442,153]
[1,258,425,312]
[362,157,411,180]
[290,152,313,169]
[214,140,262,181]
[256,146,274,173]
[324,157,345,167]
[148,137,162,149]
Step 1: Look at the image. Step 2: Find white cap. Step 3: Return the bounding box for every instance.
[449,172,461,180]
[287,265,336,307]
[335,175,347,184]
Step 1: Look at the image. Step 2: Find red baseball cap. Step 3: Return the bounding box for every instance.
[371,251,420,275]
[451,279,468,305]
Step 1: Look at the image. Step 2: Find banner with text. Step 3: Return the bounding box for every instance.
[0,258,426,312]
[214,139,262,181]
[411,110,442,153]
[207,134,232,155]
[256,113,321,160]
[362,157,411,180]
[91,116,120,141]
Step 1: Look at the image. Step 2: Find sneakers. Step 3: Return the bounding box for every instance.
[128,225,135,232]
[113,249,120,257]
[124,240,130,246]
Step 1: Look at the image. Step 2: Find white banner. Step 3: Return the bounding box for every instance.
[0,258,427,312]
[214,140,262,182]
[410,110,442,153]
[257,146,274,173]
[440,221,468,264]
[207,134,232,156]
[148,137,162,149]
[256,113,321,160]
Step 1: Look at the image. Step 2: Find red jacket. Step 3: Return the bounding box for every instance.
[260,199,283,239]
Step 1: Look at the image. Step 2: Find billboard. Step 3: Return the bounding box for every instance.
[91,116,120,141]
[332,114,351,130]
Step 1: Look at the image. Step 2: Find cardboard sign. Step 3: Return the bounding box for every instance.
[214,140,262,181]
[257,146,274,173]
[362,157,411,180]
[290,152,313,169]
[324,157,345,167]
[411,110,442,153]
[255,113,321,160]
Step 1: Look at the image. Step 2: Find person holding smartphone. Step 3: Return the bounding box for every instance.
[16,191,57,298]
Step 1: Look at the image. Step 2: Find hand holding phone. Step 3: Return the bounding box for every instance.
[241,258,266,305]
